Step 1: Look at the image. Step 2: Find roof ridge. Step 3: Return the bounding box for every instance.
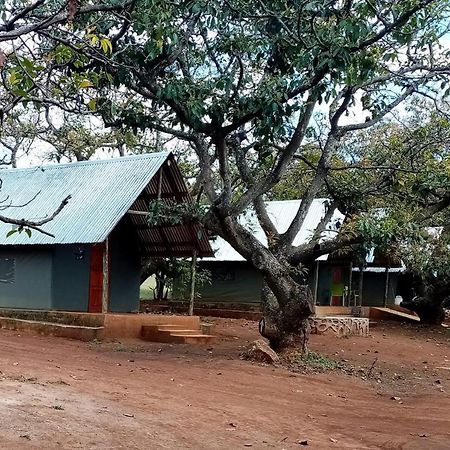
[0,151,171,173]
[263,198,329,204]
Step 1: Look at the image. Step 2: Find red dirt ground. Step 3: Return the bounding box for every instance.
[0,319,449,449]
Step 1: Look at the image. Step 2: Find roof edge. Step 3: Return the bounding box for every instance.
[0,151,172,173]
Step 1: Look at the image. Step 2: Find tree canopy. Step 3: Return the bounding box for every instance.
[2,0,450,344]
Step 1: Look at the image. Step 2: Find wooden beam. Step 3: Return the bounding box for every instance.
[137,192,180,200]
[358,265,364,307]
[383,266,390,307]
[128,210,149,216]
[162,163,188,201]
[140,239,204,246]
[101,238,110,313]
[313,260,319,305]
[188,250,197,316]
[140,251,199,257]
[348,261,353,306]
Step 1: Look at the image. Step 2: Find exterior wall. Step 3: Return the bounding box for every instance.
[354,271,399,307]
[316,262,398,307]
[177,261,314,306]
[189,260,399,309]
[0,219,142,313]
[181,261,264,305]
[0,247,53,309]
[52,245,91,311]
[316,264,351,306]
[108,219,141,313]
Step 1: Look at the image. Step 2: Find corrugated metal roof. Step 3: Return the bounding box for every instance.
[205,199,345,262]
[125,156,212,257]
[0,152,170,245]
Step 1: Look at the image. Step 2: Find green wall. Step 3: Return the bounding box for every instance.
[0,247,53,309]
[51,244,91,311]
[109,219,141,313]
[188,261,263,305]
[188,261,399,308]
[355,271,399,307]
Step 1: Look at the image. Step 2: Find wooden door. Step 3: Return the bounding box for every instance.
[88,244,104,313]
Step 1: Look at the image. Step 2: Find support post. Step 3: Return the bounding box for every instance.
[157,168,162,199]
[383,266,390,307]
[313,260,319,305]
[357,265,364,307]
[348,261,353,306]
[102,238,110,313]
[188,250,197,316]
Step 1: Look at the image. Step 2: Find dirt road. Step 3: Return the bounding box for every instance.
[0,320,449,449]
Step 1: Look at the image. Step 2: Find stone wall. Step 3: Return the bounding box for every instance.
[309,316,369,337]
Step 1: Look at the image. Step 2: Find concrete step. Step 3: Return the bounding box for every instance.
[168,331,209,336]
[182,335,215,345]
[161,329,202,335]
[140,325,215,345]
[157,324,197,331]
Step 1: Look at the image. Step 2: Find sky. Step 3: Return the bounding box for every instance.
[3,26,450,169]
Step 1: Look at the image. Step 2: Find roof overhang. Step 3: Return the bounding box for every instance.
[126,154,213,258]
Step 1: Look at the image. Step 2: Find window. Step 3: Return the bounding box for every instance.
[0,258,15,284]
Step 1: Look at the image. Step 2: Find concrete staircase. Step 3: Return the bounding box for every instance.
[141,324,215,345]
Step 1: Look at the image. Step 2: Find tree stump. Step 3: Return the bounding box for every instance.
[309,316,369,337]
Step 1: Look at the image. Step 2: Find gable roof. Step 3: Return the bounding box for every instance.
[205,199,345,262]
[0,152,213,256]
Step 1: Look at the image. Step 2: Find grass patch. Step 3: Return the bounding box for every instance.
[280,350,339,373]
[300,351,339,370]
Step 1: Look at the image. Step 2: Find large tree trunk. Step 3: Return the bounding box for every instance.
[400,276,447,324]
[259,277,314,352]
[208,213,315,352]
[401,295,445,324]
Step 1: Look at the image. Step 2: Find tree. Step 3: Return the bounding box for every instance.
[398,225,450,324]
[322,104,450,323]
[3,0,450,348]
[0,1,135,233]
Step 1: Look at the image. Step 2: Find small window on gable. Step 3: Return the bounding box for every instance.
[0,258,15,284]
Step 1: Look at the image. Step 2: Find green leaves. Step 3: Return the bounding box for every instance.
[79,79,94,89]
[6,229,17,238]
[147,200,206,229]
[6,227,32,238]
[100,38,113,54]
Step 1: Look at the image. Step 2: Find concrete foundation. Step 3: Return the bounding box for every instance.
[0,309,201,340]
[102,314,200,339]
[314,306,371,318]
[0,316,104,341]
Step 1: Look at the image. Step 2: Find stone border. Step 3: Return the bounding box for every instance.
[309,316,369,337]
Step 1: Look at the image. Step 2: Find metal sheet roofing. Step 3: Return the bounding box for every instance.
[205,199,345,262]
[0,152,169,245]
[0,152,213,256]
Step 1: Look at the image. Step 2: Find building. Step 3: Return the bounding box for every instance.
[0,152,212,313]
[176,199,403,307]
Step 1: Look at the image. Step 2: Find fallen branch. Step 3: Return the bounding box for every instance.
[367,357,378,378]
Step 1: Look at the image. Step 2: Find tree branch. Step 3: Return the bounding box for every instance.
[0,195,71,237]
